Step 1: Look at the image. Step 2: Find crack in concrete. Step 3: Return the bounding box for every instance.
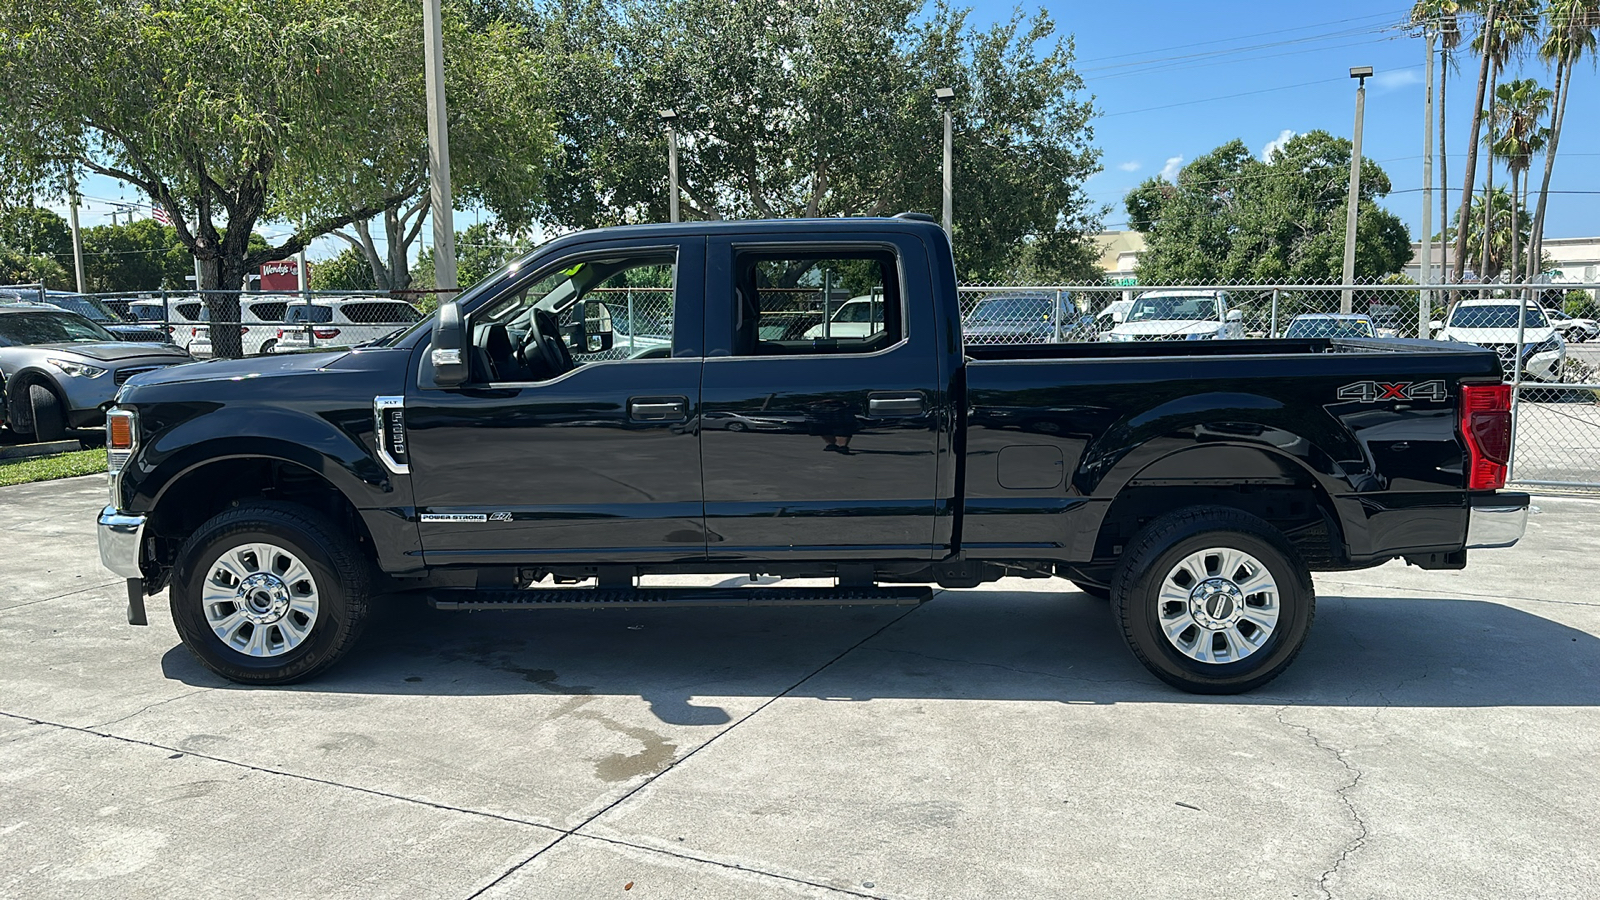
[0,579,123,615]
[1274,707,1367,900]
[1316,578,1599,609]
[85,687,215,730]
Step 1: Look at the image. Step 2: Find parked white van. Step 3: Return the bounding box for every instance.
[273,298,422,352]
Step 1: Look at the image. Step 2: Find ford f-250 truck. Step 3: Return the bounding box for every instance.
[97,215,1527,693]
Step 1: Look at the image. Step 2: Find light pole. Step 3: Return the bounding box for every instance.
[66,174,86,293]
[935,87,955,236]
[1341,66,1372,314]
[1421,34,1435,338]
[660,109,680,223]
[424,0,458,293]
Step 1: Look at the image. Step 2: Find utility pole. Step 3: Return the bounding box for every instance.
[935,87,956,236]
[1341,66,1372,314]
[660,109,680,223]
[423,0,458,293]
[66,175,87,293]
[1420,35,1435,338]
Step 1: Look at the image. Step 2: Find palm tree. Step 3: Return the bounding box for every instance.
[1526,0,1600,282]
[1452,2,1498,284]
[1454,187,1528,279]
[1487,78,1553,280]
[1412,0,1463,280]
[1469,0,1540,283]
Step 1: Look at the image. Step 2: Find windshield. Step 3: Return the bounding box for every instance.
[0,311,118,345]
[1127,294,1222,323]
[969,296,1050,323]
[1448,305,1548,329]
[1285,318,1375,339]
[45,295,119,323]
[832,298,884,323]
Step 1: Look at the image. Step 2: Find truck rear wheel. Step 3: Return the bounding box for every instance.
[169,502,371,685]
[1109,506,1314,694]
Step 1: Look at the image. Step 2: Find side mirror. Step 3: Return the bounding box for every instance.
[431,301,468,388]
[1226,308,1243,322]
[565,299,614,353]
[1429,320,1443,331]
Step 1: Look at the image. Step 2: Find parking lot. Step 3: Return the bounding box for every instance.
[2,475,1598,899]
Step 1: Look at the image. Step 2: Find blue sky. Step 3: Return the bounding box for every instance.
[976,0,1599,241]
[62,0,1598,263]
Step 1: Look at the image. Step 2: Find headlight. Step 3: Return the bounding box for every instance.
[1105,331,1134,342]
[1186,330,1219,340]
[46,358,108,378]
[1525,334,1564,358]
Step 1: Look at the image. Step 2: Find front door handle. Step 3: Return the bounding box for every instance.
[868,392,926,417]
[629,396,688,421]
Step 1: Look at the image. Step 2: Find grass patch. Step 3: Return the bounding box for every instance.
[0,448,107,487]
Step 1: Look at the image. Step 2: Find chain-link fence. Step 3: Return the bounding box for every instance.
[8,277,1596,490]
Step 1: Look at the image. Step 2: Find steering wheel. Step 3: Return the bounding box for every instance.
[518,309,572,380]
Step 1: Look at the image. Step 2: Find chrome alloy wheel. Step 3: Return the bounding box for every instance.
[1156,547,1280,665]
[202,542,320,657]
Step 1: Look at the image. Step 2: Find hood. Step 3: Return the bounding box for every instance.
[1111,320,1224,337]
[122,348,351,389]
[28,341,191,363]
[1436,326,1557,344]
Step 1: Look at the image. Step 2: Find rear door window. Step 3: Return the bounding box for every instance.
[286,305,334,324]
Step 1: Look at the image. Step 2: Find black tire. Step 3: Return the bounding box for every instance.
[170,501,372,685]
[1069,579,1111,601]
[260,339,278,355]
[28,384,66,441]
[1109,506,1315,695]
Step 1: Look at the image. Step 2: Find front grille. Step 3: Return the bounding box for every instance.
[115,365,168,385]
[1132,332,1191,342]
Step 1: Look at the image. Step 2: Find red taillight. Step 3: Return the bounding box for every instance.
[1460,383,1511,490]
[240,326,249,334]
[277,328,285,339]
[312,327,341,340]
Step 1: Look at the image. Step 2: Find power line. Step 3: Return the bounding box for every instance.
[1074,10,1410,66]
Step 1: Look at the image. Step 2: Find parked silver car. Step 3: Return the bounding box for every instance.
[0,304,190,440]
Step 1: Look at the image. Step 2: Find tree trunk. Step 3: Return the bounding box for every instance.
[202,220,257,359]
[1438,50,1449,282]
[1527,50,1570,284]
[1453,2,1496,284]
[383,208,414,294]
[1509,167,1520,286]
[1481,67,1499,284]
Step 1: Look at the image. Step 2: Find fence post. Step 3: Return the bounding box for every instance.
[628,290,637,355]
[823,269,833,339]
[1053,289,1064,343]
[1270,289,1280,339]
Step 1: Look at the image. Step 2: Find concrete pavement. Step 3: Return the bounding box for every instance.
[2,475,1598,899]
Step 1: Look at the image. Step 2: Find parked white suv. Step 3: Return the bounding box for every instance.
[189,297,293,357]
[802,295,886,339]
[129,297,206,351]
[273,298,421,352]
[1103,290,1244,342]
[1432,299,1566,382]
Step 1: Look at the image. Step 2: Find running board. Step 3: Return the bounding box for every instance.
[428,586,932,611]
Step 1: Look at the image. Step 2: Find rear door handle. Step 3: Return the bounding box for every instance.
[629,396,689,421]
[868,392,926,417]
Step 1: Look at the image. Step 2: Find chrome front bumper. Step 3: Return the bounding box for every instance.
[97,506,147,578]
[1465,494,1530,550]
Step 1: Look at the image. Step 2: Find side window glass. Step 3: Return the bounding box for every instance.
[732,253,901,356]
[471,251,678,382]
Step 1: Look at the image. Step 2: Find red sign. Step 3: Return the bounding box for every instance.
[259,259,306,291]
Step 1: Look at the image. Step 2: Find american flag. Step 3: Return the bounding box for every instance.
[151,203,172,226]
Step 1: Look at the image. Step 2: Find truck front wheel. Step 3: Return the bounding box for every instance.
[169,502,371,685]
[1110,506,1314,694]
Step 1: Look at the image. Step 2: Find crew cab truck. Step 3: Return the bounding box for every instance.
[97,216,1528,694]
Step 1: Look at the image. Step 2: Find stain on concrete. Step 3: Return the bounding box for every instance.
[574,711,678,782]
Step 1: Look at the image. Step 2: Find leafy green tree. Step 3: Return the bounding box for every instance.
[412,222,530,304]
[1527,0,1600,281]
[1487,78,1552,280]
[79,219,196,292]
[0,206,72,262]
[0,246,69,288]
[0,0,465,355]
[1127,132,1412,284]
[504,0,1102,281]
[309,248,379,292]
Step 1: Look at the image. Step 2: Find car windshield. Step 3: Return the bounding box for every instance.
[1449,305,1548,329]
[969,296,1050,323]
[1128,294,1220,323]
[0,311,118,345]
[46,295,119,323]
[1285,318,1375,339]
[832,299,884,323]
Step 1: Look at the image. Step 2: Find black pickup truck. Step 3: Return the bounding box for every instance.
[97,216,1527,693]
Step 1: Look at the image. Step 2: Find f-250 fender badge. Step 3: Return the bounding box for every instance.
[1337,380,1447,402]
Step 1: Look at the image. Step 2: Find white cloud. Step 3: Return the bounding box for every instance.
[1373,69,1423,92]
[1117,160,1142,173]
[1158,155,1184,181]
[1261,129,1296,161]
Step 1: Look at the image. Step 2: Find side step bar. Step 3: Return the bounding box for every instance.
[429,586,932,611]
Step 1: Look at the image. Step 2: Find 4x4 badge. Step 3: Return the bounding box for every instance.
[1337,380,1447,403]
